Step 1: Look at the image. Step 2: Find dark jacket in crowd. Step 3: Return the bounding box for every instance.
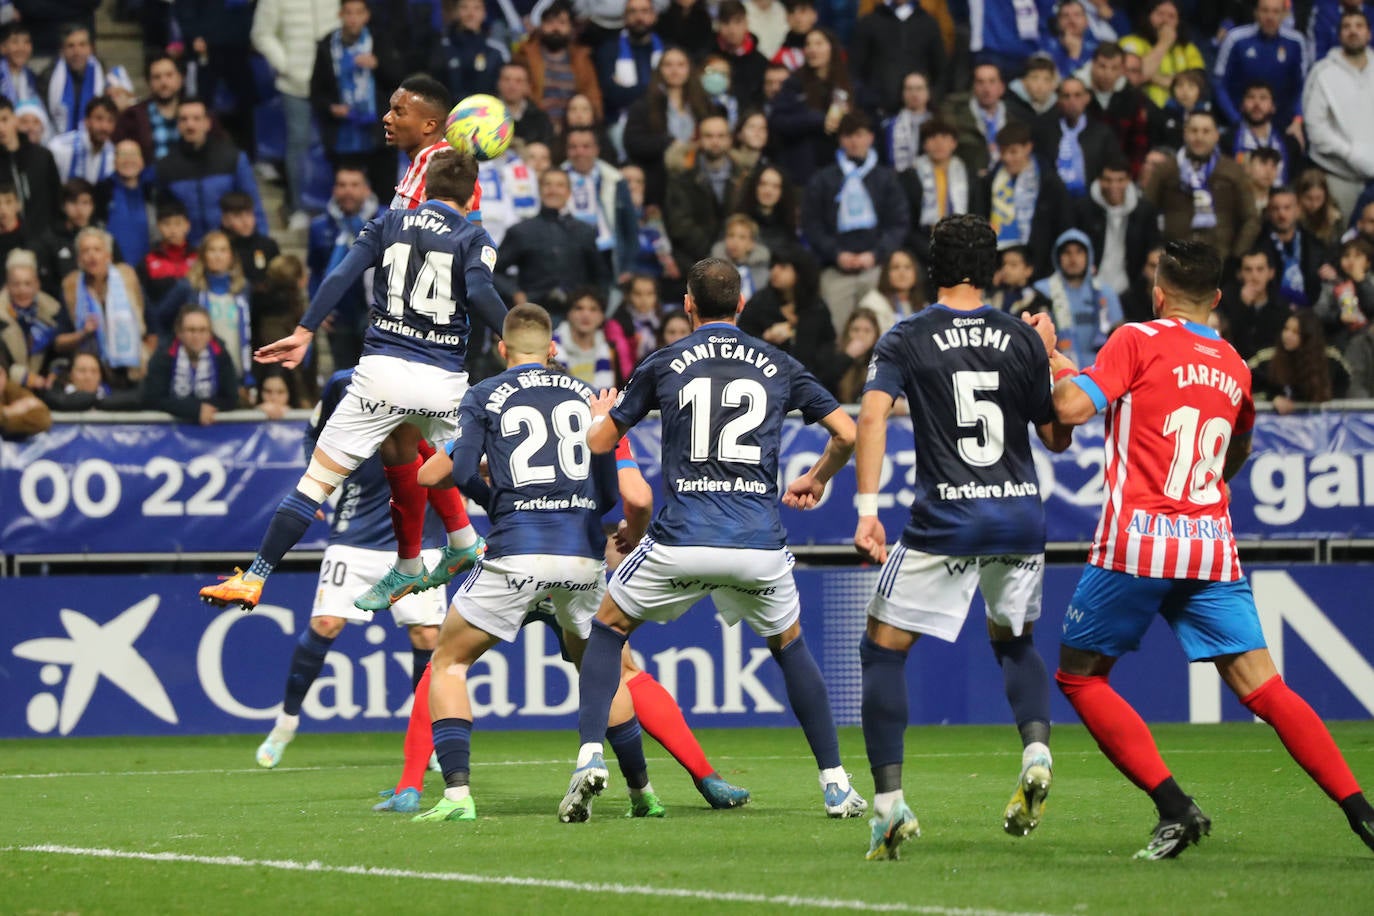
[664,155,743,274]
[142,335,239,421]
[310,31,404,156]
[1087,83,1152,178]
[1256,224,1331,309]
[941,90,1036,177]
[511,101,555,147]
[849,4,946,115]
[0,136,62,237]
[972,159,1072,279]
[495,207,609,312]
[769,72,859,187]
[737,283,837,378]
[656,0,715,59]
[1033,116,1122,195]
[801,158,911,268]
[593,32,659,123]
[1219,282,1293,361]
[154,139,268,245]
[428,24,508,102]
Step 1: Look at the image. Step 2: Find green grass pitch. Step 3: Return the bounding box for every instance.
[3,723,1372,914]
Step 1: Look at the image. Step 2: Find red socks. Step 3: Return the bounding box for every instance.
[1056,670,1172,792]
[395,663,434,793]
[414,440,473,534]
[382,457,426,559]
[1242,674,1362,802]
[627,671,714,781]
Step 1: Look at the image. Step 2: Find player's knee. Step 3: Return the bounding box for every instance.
[766,621,804,655]
[990,631,1034,662]
[311,616,346,639]
[1054,668,1105,697]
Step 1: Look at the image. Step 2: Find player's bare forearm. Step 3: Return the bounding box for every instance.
[1222,432,1252,483]
[254,327,314,369]
[1051,378,1097,426]
[854,391,893,495]
[1036,420,1074,453]
[618,468,653,543]
[809,406,857,485]
[418,449,455,488]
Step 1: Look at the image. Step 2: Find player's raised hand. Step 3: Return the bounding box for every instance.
[590,387,618,418]
[255,327,315,369]
[853,516,888,565]
[1022,312,1057,357]
[782,471,826,510]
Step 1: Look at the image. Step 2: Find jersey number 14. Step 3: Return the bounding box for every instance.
[381,242,457,324]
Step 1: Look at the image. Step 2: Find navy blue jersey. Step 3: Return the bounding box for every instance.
[309,370,446,551]
[865,304,1055,556]
[449,363,619,560]
[612,322,839,549]
[302,200,508,373]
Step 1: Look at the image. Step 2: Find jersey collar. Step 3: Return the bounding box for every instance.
[1181,319,1222,340]
[929,302,994,316]
[509,361,544,371]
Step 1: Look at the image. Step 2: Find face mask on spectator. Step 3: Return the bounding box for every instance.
[701,71,729,96]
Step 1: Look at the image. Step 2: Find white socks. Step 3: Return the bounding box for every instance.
[819,766,850,791]
[274,712,299,733]
[874,790,905,818]
[447,526,478,549]
[1023,742,1053,770]
[577,743,604,768]
[443,785,471,803]
[397,556,424,575]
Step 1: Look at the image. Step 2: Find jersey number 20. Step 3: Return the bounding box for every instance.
[381,242,457,324]
[501,402,592,486]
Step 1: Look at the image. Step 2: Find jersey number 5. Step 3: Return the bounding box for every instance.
[679,377,767,464]
[953,371,1005,467]
[501,402,592,486]
[381,241,457,324]
[1162,405,1231,505]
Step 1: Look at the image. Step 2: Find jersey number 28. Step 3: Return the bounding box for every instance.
[501,402,592,486]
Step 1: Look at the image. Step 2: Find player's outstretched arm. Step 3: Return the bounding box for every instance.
[297,221,384,332]
[852,390,892,564]
[254,326,314,369]
[784,406,856,510]
[616,464,653,552]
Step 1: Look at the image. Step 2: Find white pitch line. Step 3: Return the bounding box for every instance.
[1,844,1058,916]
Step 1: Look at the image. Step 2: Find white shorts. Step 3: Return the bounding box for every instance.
[608,537,800,638]
[312,543,448,627]
[453,553,606,643]
[866,545,1045,642]
[314,354,468,471]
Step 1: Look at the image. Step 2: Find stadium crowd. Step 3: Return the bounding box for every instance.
[3,0,1374,440]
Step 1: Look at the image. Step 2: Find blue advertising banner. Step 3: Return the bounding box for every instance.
[4,411,1374,555]
[3,566,1371,739]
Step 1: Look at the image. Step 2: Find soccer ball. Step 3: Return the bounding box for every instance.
[444,94,514,161]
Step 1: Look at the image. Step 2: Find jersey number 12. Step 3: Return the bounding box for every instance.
[679,377,766,464]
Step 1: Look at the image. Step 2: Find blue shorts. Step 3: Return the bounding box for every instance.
[1061,566,1267,662]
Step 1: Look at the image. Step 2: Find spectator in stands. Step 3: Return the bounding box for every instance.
[251,0,336,230]
[989,244,1050,314]
[0,23,38,107]
[550,92,612,164]
[99,140,154,272]
[0,359,49,435]
[657,0,716,60]
[857,247,922,332]
[154,98,267,246]
[970,0,1053,80]
[1042,0,1098,77]
[622,47,713,208]
[827,306,881,402]
[1220,249,1291,361]
[561,126,636,282]
[431,0,509,102]
[606,272,664,376]
[1310,0,1374,61]
[658,307,692,346]
[312,0,403,206]
[1243,147,1282,215]
[142,303,238,424]
[308,168,373,371]
[1347,198,1374,246]
[15,98,54,146]
[769,27,852,185]
[171,0,258,155]
[254,370,292,419]
[253,253,317,403]
[1120,0,1204,108]
[48,95,115,185]
[592,0,661,124]
[1297,168,1347,246]
[518,0,602,127]
[140,200,194,337]
[219,191,280,297]
[746,0,789,60]
[113,54,181,164]
[40,24,111,135]
[62,226,146,388]
[943,63,1029,178]
[1314,237,1374,349]
[39,350,123,411]
[802,112,909,329]
[553,287,618,389]
[1304,9,1374,218]
[1150,68,1214,152]
[711,213,771,299]
[0,247,65,386]
[762,61,790,114]
[169,230,252,388]
[1249,310,1351,411]
[33,177,98,300]
[496,168,608,316]
[1259,187,1330,309]
[618,164,678,282]
[0,96,60,236]
[899,118,970,265]
[664,114,742,277]
[731,162,798,255]
[732,108,771,177]
[1226,81,1303,187]
[738,246,834,372]
[499,62,554,148]
[1036,75,1121,201]
[980,121,1069,279]
[0,182,26,265]
[1214,0,1310,131]
[1008,53,1060,118]
[699,52,743,129]
[850,0,945,118]
[476,147,539,248]
[1087,43,1150,178]
[1079,156,1159,305]
[1144,110,1260,264]
[1033,229,1122,367]
[523,140,552,178]
[770,0,816,72]
[880,71,933,172]
[716,1,770,109]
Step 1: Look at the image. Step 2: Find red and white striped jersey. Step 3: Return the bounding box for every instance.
[390,140,448,210]
[1076,318,1255,581]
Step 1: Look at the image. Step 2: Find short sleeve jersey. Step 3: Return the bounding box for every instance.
[865,304,1055,556]
[1075,318,1255,581]
[456,364,614,559]
[611,322,839,549]
[348,200,499,373]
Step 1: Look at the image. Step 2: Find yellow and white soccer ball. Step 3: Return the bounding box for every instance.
[444,94,514,161]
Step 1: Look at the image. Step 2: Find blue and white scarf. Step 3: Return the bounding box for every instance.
[200,274,253,385]
[1178,148,1219,231]
[326,202,370,274]
[565,165,614,251]
[884,109,927,173]
[1234,122,1288,185]
[46,55,105,134]
[11,300,57,354]
[149,106,179,160]
[76,267,141,369]
[835,149,878,233]
[973,98,1006,164]
[170,339,220,399]
[709,91,739,130]
[1272,231,1308,306]
[1055,117,1088,197]
[612,29,663,88]
[330,27,377,155]
[0,62,35,104]
[553,320,615,389]
[914,154,968,227]
[56,127,114,183]
[990,157,1040,248]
